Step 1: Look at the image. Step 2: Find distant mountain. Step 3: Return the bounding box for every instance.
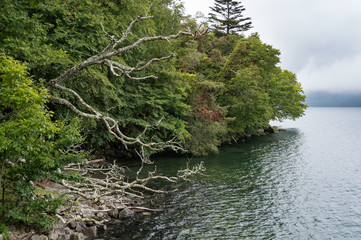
[305,91,361,107]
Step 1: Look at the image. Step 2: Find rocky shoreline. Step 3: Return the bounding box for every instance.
[2,182,157,240]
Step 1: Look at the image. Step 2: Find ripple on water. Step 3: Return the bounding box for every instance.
[102,108,361,239]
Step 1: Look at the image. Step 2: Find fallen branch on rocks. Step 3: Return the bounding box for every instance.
[62,159,204,200]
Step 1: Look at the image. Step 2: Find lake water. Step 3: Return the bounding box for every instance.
[103,107,361,239]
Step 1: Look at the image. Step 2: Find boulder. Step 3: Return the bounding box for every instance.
[64,227,74,235]
[68,221,77,229]
[108,207,118,218]
[48,231,59,240]
[57,233,71,240]
[30,235,41,240]
[82,226,97,239]
[30,234,48,240]
[75,223,85,233]
[70,232,85,240]
[118,208,134,219]
[264,126,278,134]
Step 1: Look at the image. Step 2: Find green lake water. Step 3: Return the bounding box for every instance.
[103,107,361,239]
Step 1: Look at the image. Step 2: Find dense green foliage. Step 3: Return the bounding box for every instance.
[217,34,307,137]
[0,55,83,232]
[0,0,307,232]
[0,0,306,155]
[209,0,252,35]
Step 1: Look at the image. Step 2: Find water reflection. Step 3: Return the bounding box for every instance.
[104,130,308,239]
[103,108,361,239]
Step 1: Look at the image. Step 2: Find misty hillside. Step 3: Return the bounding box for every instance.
[305,91,361,107]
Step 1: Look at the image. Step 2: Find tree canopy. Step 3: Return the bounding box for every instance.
[0,0,307,233]
[0,0,307,165]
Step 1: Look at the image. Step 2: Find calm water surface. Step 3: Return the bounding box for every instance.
[104,107,361,239]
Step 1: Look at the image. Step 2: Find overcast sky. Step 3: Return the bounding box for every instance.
[180,0,361,93]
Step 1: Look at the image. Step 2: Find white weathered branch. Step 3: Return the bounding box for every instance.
[46,29,192,88]
[177,161,206,181]
[60,159,203,202]
[45,7,206,164]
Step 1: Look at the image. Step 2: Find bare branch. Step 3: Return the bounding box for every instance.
[114,15,153,48]
[60,158,204,204]
[132,53,176,72]
[46,7,197,165]
[107,31,192,58]
[125,74,158,80]
[100,18,116,43]
[48,96,101,120]
[53,84,101,116]
[177,161,206,181]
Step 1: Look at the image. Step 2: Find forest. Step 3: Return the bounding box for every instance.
[0,0,307,237]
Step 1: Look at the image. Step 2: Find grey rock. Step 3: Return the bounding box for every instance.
[30,234,48,240]
[57,235,65,240]
[30,234,41,240]
[79,222,87,228]
[48,231,59,240]
[75,225,84,233]
[64,227,74,235]
[0,234,3,240]
[118,208,134,219]
[57,234,70,240]
[70,232,85,240]
[108,207,118,218]
[68,221,77,229]
[82,226,97,239]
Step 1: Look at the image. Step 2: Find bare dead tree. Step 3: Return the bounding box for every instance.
[44,6,206,206]
[46,5,199,163]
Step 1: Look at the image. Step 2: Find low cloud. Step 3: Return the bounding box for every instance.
[298,54,361,93]
[182,0,361,93]
[244,0,361,93]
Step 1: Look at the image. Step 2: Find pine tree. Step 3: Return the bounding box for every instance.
[209,0,252,35]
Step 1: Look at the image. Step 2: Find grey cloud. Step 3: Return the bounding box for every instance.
[183,0,361,92]
[243,0,361,92]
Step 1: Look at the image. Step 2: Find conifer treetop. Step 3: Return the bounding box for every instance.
[209,0,252,35]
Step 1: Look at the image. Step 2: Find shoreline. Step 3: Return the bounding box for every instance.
[2,128,282,240]
[3,182,151,240]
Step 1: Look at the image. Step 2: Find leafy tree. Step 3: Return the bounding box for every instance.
[209,0,252,35]
[0,0,306,161]
[219,66,272,135]
[218,34,307,139]
[0,55,83,232]
[267,68,308,120]
[184,76,227,156]
[0,0,191,159]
